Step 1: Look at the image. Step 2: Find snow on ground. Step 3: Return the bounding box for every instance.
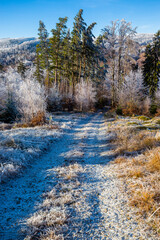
[0,113,83,182]
[0,125,62,182]
[0,113,75,183]
[0,113,157,239]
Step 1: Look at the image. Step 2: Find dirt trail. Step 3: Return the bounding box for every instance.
[0,113,153,239]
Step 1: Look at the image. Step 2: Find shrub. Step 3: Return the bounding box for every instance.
[116,106,122,115]
[155,110,160,116]
[150,104,157,115]
[142,97,151,115]
[30,111,46,126]
[122,102,140,116]
[117,70,144,114]
[75,79,96,111]
[2,67,47,123]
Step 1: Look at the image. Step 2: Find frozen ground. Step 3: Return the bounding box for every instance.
[0,113,156,239]
[0,124,62,182]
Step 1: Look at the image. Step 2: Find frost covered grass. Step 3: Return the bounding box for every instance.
[1,113,158,239]
[0,124,61,182]
[24,164,84,240]
[107,116,160,237]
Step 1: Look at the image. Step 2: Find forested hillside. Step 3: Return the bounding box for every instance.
[0,37,39,68]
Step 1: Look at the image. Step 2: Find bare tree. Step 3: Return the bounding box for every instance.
[102,19,137,106]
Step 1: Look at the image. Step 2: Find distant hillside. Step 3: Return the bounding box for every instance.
[0,34,154,68]
[133,33,154,46]
[0,37,39,68]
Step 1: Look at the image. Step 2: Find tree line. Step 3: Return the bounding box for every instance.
[0,9,160,124]
[35,9,107,99]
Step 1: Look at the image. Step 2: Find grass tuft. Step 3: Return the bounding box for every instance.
[108,117,160,236]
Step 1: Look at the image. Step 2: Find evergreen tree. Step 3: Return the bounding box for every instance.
[36,21,50,87]
[34,10,108,107]
[17,61,26,79]
[81,22,97,80]
[34,49,44,84]
[143,31,160,99]
[60,29,72,93]
[71,9,86,93]
[50,17,68,86]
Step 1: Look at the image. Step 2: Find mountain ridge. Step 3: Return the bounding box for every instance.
[0,33,154,68]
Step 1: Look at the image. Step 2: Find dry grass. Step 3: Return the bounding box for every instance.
[128,168,144,178]
[113,153,160,236]
[14,112,59,130]
[25,164,84,239]
[111,127,157,155]
[15,112,47,128]
[146,148,160,172]
[108,117,160,236]
[29,111,46,127]
[130,190,155,212]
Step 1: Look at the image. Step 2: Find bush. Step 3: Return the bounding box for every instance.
[117,70,144,113]
[30,111,46,126]
[75,79,96,111]
[2,67,47,123]
[4,95,19,123]
[116,107,122,115]
[149,104,157,115]
[122,103,140,116]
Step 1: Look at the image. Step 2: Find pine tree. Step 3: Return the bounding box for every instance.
[143,31,160,99]
[71,9,86,94]
[60,29,72,93]
[34,49,44,84]
[36,21,50,87]
[0,64,3,72]
[81,22,97,80]
[50,17,68,86]
[17,61,26,79]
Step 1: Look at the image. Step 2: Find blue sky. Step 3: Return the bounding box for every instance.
[0,0,159,38]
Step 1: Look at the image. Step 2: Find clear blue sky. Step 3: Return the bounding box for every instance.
[0,0,159,38]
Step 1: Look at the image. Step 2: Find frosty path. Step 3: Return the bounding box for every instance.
[0,113,152,239]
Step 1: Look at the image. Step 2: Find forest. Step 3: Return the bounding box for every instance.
[0,9,160,123]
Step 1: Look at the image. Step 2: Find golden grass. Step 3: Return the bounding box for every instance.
[114,157,127,164]
[113,128,157,154]
[15,111,47,128]
[130,190,155,212]
[147,149,160,172]
[108,118,160,236]
[128,168,144,178]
